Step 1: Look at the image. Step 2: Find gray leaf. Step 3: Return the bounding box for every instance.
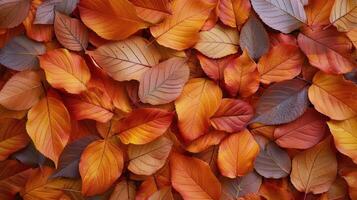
[254,142,291,178]
[0,36,46,71]
[240,15,269,60]
[250,79,309,125]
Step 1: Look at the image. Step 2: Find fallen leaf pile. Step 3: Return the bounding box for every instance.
[1,0,357,199]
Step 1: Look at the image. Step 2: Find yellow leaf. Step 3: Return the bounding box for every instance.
[330,0,357,31]
[328,117,357,164]
[194,24,239,59]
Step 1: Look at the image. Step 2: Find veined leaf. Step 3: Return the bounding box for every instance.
[218,130,260,178]
[251,79,309,125]
[170,152,221,200]
[79,0,148,40]
[150,0,215,50]
[88,36,161,81]
[79,139,124,196]
[328,117,357,164]
[138,57,190,105]
[224,50,260,97]
[251,0,307,33]
[210,99,254,133]
[175,78,222,142]
[194,24,239,59]
[117,108,174,144]
[330,0,357,31]
[290,137,337,194]
[197,54,234,85]
[0,36,45,71]
[186,131,227,153]
[148,187,174,200]
[0,0,31,28]
[54,12,88,51]
[0,70,43,111]
[109,180,136,200]
[305,0,335,27]
[39,48,91,94]
[274,108,327,149]
[347,28,357,48]
[239,15,269,60]
[26,93,71,166]
[128,137,173,175]
[258,44,303,84]
[130,0,171,24]
[298,27,355,74]
[308,71,357,120]
[0,119,29,161]
[218,0,251,28]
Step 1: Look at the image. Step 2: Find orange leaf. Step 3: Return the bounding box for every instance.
[298,27,355,74]
[259,179,294,200]
[117,108,174,144]
[197,54,234,85]
[64,87,114,123]
[0,119,29,161]
[347,28,357,48]
[26,93,71,166]
[274,108,327,149]
[341,169,357,199]
[0,70,43,111]
[175,78,222,142]
[79,139,124,196]
[258,44,303,84]
[218,130,260,178]
[290,137,337,194]
[148,186,174,200]
[170,152,221,200]
[224,50,260,97]
[78,0,148,40]
[330,0,357,32]
[39,48,90,94]
[328,117,357,164]
[128,137,173,175]
[131,0,171,24]
[308,71,357,120]
[305,0,334,27]
[186,131,227,153]
[150,0,215,50]
[218,0,251,28]
[210,99,253,133]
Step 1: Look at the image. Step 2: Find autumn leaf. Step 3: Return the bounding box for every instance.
[0,119,29,161]
[0,0,31,28]
[150,0,215,50]
[251,0,306,33]
[39,48,91,94]
[290,137,337,195]
[170,152,221,200]
[109,179,136,200]
[175,78,222,142]
[79,139,124,196]
[54,12,88,51]
[210,99,254,133]
[186,131,226,153]
[138,57,190,105]
[79,0,148,40]
[88,36,161,81]
[257,44,304,84]
[274,108,327,149]
[0,70,43,111]
[218,130,260,178]
[298,27,355,74]
[197,54,234,85]
[117,108,174,144]
[218,0,251,28]
[308,71,357,120]
[130,0,171,24]
[128,137,173,175]
[194,24,239,59]
[221,171,262,199]
[330,0,357,32]
[251,79,309,125]
[328,117,357,164]
[305,0,335,27]
[224,50,260,97]
[26,92,71,166]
